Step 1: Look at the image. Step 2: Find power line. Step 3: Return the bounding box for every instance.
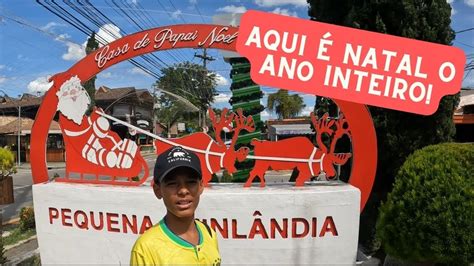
[455,27,474,34]
[37,0,163,80]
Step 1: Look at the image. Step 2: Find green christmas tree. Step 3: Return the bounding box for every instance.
[228,58,264,182]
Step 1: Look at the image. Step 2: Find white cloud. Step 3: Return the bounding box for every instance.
[96,24,122,46]
[59,24,121,62]
[172,9,183,19]
[260,109,276,121]
[0,65,5,70]
[98,72,114,79]
[27,76,53,93]
[215,73,230,86]
[300,106,314,116]
[0,76,6,84]
[189,0,197,4]
[41,22,65,31]
[17,54,27,60]
[62,42,86,61]
[446,0,456,15]
[55,33,71,42]
[465,0,474,7]
[271,7,298,17]
[214,93,231,103]
[129,67,150,76]
[216,5,247,13]
[53,33,86,61]
[255,0,307,8]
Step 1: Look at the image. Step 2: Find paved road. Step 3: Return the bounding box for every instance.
[0,154,291,222]
[0,167,66,223]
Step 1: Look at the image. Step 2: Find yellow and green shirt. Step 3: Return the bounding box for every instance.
[130,219,221,265]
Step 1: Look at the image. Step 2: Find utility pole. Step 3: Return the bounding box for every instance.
[194,47,215,68]
[194,48,215,129]
[152,84,157,135]
[17,103,21,166]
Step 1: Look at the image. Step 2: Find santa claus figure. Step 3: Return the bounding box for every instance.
[56,75,148,183]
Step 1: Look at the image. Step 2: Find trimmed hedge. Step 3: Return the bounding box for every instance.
[376,143,473,265]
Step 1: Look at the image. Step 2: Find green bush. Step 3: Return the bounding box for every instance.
[19,207,35,232]
[376,143,473,265]
[0,147,16,181]
[0,235,6,264]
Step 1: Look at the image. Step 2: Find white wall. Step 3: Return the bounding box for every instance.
[33,182,360,265]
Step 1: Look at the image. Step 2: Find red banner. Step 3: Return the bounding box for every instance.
[236,10,466,115]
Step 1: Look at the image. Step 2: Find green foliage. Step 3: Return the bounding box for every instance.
[267,90,306,119]
[307,0,459,252]
[377,143,474,265]
[314,97,337,117]
[84,32,99,114]
[155,62,217,129]
[221,170,233,183]
[0,234,6,264]
[2,227,36,247]
[0,147,16,181]
[19,207,35,232]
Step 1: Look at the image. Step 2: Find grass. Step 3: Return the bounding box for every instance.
[18,254,41,265]
[3,225,36,247]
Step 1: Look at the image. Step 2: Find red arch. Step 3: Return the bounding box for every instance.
[30,24,376,211]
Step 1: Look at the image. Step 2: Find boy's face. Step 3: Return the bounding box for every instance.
[153,168,204,218]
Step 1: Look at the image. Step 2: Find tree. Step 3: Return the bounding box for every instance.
[84,32,99,114]
[307,0,459,252]
[314,96,337,117]
[267,90,306,119]
[155,92,188,137]
[156,62,217,129]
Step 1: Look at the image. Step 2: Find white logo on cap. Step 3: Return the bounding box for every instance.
[166,147,192,164]
[173,151,186,157]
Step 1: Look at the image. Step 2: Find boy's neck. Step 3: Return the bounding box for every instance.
[164,213,197,236]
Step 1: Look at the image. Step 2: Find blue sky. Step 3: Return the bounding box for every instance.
[0,0,473,120]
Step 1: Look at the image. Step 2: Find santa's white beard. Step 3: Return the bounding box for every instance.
[57,92,91,125]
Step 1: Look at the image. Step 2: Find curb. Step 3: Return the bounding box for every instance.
[4,235,37,251]
[1,217,20,226]
[4,247,39,266]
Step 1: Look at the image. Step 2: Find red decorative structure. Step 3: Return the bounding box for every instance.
[246,113,351,187]
[154,108,254,186]
[30,24,377,211]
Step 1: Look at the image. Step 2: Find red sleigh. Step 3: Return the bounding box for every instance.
[49,74,149,186]
[56,109,150,186]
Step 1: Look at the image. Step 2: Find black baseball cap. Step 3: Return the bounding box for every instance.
[153,146,202,184]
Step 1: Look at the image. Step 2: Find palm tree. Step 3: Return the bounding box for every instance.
[267,89,306,119]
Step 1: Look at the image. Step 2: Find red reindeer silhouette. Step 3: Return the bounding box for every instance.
[154,108,255,186]
[245,113,351,187]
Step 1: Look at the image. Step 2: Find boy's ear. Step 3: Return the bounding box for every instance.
[198,179,204,196]
[153,182,163,199]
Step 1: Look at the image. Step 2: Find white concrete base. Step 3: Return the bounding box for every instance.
[33,182,360,265]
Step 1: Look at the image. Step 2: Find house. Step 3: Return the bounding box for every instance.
[95,86,154,144]
[454,89,474,142]
[265,118,314,141]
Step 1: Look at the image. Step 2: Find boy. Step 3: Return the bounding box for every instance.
[130,146,221,265]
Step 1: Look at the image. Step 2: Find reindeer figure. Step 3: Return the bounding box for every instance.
[154,108,255,186]
[245,112,351,187]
